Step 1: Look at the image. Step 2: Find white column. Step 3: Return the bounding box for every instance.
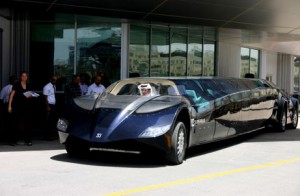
[217,41,241,77]
[277,53,294,93]
[121,20,129,80]
[260,51,267,79]
[217,28,242,77]
[263,51,278,84]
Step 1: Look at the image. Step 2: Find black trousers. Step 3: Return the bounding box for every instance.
[13,107,32,143]
[44,104,57,138]
[1,103,18,143]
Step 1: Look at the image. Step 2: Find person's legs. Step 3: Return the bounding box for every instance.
[0,102,4,137]
[43,104,58,140]
[4,104,18,145]
[20,111,32,145]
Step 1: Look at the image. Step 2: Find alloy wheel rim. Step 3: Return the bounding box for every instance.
[293,112,298,126]
[177,129,185,156]
[282,112,286,128]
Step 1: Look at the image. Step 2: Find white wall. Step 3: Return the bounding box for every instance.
[218,30,281,86]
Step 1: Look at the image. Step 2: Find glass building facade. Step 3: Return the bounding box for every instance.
[30,14,122,90]
[129,24,216,77]
[29,14,216,90]
[240,47,260,78]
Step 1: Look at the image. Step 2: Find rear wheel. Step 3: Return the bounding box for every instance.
[65,137,90,157]
[277,108,287,132]
[289,108,298,129]
[166,121,187,165]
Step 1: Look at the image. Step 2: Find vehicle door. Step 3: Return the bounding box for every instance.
[175,80,215,145]
[249,80,277,129]
[213,79,243,138]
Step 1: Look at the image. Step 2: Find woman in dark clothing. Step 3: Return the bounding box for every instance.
[8,71,33,146]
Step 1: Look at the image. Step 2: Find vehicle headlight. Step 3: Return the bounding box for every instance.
[139,125,170,138]
[57,118,69,132]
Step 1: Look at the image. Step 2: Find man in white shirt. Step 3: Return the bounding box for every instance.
[42,75,57,140]
[86,75,106,95]
[0,76,17,104]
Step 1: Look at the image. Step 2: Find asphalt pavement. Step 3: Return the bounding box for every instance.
[0,126,300,196]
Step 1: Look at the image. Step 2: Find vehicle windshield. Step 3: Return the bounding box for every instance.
[108,78,180,96]
[106,78,212,108]
[107,78,216,104]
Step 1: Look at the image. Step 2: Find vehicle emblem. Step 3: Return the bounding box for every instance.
[96,133,102,138]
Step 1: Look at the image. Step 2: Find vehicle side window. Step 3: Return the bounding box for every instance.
[176,84,187,95]
[117,83,138,95]
[260,80,272,88]
[167,86,177,95]
[176,81,202,97]
[196,79,225,99]
[216,80,238,94]
[159,85,177,95]
[247,79,266,89]
[175,80,206,105]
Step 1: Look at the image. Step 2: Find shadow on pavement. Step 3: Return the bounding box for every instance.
[186,128,300,160]
[1,127,299,167]
[247,127,300,142]
[51,150,167,168]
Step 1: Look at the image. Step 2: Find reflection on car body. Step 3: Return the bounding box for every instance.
[57,77,299,165]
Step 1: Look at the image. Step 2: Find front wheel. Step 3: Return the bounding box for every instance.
[166,121,187,165]
[65,137,90,157]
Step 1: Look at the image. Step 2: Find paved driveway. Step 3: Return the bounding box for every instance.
[1,126,300,196]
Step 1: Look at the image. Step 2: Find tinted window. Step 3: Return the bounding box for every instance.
[214,79,238,94]
[196,79,226,99]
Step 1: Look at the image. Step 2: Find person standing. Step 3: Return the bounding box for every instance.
[0,75,17,144]
[79,73,89,95]
[8,71,33,146]
[63,74,82,118]
[0,75,17,104]
[43,75,57,140]
[86,75,106,95]
[98,71,111,88]
[64,74,81,102]
[138,83,153,96]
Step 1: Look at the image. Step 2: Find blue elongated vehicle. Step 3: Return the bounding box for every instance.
[57,77,298,165]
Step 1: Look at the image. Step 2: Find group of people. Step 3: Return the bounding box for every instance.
[66,73,107,98]
[0,71,108,146]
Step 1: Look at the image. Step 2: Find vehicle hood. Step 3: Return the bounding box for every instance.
[70,94,187,142]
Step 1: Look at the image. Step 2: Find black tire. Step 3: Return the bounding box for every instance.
[166,121,187,165]
[288,108,298,129]
[277,108,287,132]
[65,137,90,157]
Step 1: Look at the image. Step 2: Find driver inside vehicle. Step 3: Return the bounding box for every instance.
[138,83,153,96]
